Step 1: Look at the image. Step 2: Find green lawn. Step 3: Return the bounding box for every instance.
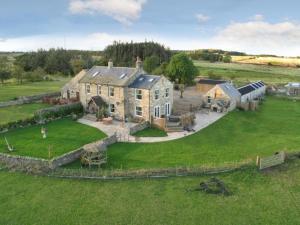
[194,60,300,84]
[0,103,50,125]
[0,118,107,159]
[104,97,300,170]
[0,78,69,102]
[0,159,299,225]
[134,127,168,137]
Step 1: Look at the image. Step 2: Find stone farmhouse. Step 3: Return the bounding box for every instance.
[61,70,86,99]
[78,58,173,122]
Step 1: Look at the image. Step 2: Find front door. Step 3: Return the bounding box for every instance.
[165,103,170,116]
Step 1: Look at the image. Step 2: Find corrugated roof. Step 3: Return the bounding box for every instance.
[129,75,161,90]
[198,79,227,85]
[80,66,141,86]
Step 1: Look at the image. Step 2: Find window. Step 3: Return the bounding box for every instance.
[109,87,114,97]
[165,88,170,98]
[98,85,101,95]
[110,104,115,113]
[154,106,160,118]
[86,84,91,94]
[135,106,143,117]
[207,96,212,104]
[136,89,142,100]
[155,90,159,100]
[165,103,170,116]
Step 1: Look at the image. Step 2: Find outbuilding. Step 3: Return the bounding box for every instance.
[196,79,227,94]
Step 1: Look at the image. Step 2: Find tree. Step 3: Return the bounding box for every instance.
[0,70,11,84]
[166,53,198,85]
[143,55,160,73]
[223,55,232,63]
[152,62,168,75]
[12,65,25,84]
[0,56,11,84]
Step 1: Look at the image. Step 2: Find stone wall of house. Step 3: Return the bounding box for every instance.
[129,121,149,135]
[0,92,61,108]
[149,77,174,119]
[127,88,151,121]
[79,83,126,120]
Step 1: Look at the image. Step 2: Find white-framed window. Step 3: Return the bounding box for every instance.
[165,88,170,98]
[86,84,91,94]
[155,90,159,100]
[109,87,114,97]
[135,106,143,117]
[109,104,115,113]
[207,96,212,104]
[98,85,101,95]
[154,106,160,118]
[136,89,142,100]
[165,103,170,116]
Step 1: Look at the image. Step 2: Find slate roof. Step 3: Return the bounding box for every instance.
[80,66,141,87]
[89,96,106,107]
[218,83,241,102]
[198,79,227,85]
[128,75,161,90]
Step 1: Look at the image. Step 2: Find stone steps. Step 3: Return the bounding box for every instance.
[82,114,97,122]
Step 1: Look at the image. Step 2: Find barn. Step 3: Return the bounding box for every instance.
[238,81,266,103]
[196,79,227,94]
[205,83,241,112]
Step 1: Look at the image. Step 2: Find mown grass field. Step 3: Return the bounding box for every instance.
[0,159,299,225]
[133,127,168,137]
[103,97,300,170]
[0,103,49,125]
[194,60,300,84]
[0,78,69,102]
[0,118,106,159]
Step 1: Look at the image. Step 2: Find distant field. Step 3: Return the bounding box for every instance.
[195,60,300,84]
[0,159,299,225]
[0,78,69,102]
[0,103,49,125]
[232,56,300,67]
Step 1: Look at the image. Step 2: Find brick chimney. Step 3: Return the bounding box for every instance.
[108,59,113,69]
[136,56,142,70]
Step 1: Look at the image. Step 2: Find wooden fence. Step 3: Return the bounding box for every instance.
[257,151,286,170]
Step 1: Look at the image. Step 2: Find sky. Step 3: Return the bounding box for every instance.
[0,0,300,56]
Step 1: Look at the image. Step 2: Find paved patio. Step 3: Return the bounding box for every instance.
[78,111,226,143]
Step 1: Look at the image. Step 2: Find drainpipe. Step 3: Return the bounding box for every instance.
[149,89,151,124]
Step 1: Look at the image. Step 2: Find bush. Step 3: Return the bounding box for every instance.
[207,71,222,80]
[35,103,83,121]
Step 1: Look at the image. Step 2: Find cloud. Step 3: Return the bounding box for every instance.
[196,14,210,23]
[69,0,147,25]
[211,19,300,56]
[252,14,264,21]
[0,38,6,42]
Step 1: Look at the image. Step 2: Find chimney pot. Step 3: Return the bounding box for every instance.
[108,59,113,68]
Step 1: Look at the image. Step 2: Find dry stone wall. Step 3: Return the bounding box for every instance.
[0,92,61,108]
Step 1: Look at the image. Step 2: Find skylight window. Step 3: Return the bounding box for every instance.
[149,78,154,82]
[120,73,127,79]
[139,77,144,81]
[92,71,99,77]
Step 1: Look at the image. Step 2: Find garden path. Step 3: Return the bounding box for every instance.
[78,111,225,143]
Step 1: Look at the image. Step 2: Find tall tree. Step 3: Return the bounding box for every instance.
[166,53,198,98]
[0,56,11,84]
[143,55,160,73]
